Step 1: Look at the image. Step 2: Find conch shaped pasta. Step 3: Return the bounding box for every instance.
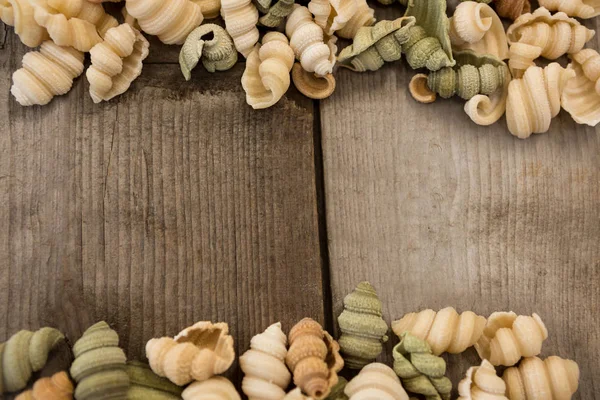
[464,68,511,126]
[193,0,221,19]
[182,376,241,400]
[0,327,64,393]
[286,5,336,77]
[126,361,183,399]
[146,321,235,386]
[125,0,204,45]
[180,24,238,80]
[401,25,454,71]
[308,0,357,36]
[15,371,74,400]
[392,306,486,356]
[286,318,344,400]
[221,0,260,57]
[87,24,149,103]
[503,356,579,400]
[337,17,416,72]
[70,321,129,400]
[562,49,600,126]
[538,0,600,19]
[392,332,452,400]
[292,63,336,99]
[242,32,295,109]
[11,41,84,106]
[335,0,375,40]
[0,0,49,47]
[259,0,294,28]
[284,388,313,400]
[344,363,408,400]
[505,63,575,139]
[458,360,508,400]
[449,1,508,60]
[507,42,542,79]
[337,282,389,369]
[475,312,549,366]
[240,322,292,400]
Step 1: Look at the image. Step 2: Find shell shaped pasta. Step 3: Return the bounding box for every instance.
[562,49,600,126]
[493,0,531,20]
[259,0,294,28]
[464,68,510,126]
[182,377,241,400]
[538,0,600,19]
[505,63,575,139]
[11,41,84,107]
[146,321,235,386]
[335,0,375,40]
[308,0,356,36]
[240,322,292,400]
[125,0,204,45]
[286,5,336,77]
[126,361,183,399]
[475,312,549,366]
[458,360,508,400]
[502,356,579,400]
[449,1,509,60]
[292,63,336,99]
[284,388,313,400]
[0,0,49,47]
[221,0,260,57]
[180,24,238,80]
[15,371,74,400]
[507,42,542,79]
[344,363,408,400]
[392,307,486,356]
[87,24,149,103]
[193,0,221,19]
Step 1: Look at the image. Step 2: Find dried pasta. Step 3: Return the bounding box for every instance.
[0,0,49,47]
[344,363,408,400]
[193,0,221,19]
[458,360,508,400]
[221,0,260,57]
[562,49,600,127]
[308,0,357,36]
[538,0,600,19]
[15,372,74,400]
[258,0,294,28]
[182,377,241,400]
[179,24,238,80]
[335,0,375,40]
[291,64,336,99]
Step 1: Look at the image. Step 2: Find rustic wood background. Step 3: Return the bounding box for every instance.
[1,3,599,398]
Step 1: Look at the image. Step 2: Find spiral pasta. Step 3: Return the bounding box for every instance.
[221,0,260,57]
[0,0,49,47]
[335,0,375,40]
[345,363,408,400]
[182,377,241,400]
[308,0,357,36]
[538,0,600,19]
[458,360,508,400]
[562,49,600,127]
[15,371,74,400]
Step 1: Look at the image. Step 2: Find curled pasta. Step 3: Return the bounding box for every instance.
[11,41,84,106]
[14,371,74,400]
[258,0,294,28]
[221,0,260,57]
[493,0,531,20]
[538,0,600,19]
[562,49,600,127]
[464,69,510,126]
[87,24,149,103]
[345,363,408,400]
[507,42,542,79]
[308,0,357,36]
[335,0,375,40]
[182,377,241,400]
[179,24,238,80]
[292,63,336,100]
[125,0,204,45]
[193,0,221,19]
[505,63,575,139]
[475,312,549,366]
[0,0,49,47]
[458,360,508,400]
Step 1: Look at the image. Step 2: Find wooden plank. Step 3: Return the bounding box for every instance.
[0,30,324,378]
[321,17,600,400]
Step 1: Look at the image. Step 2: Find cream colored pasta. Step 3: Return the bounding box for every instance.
[221,0,259,57]
[193,0,221,19]
[458,360,508,400]
[335,0,375,39]
[538,0,600,19]
[182,377,241,400]
[0,0,49,47]
[562,49,600,127]
[344,363,408,400]
[308,0,357,36]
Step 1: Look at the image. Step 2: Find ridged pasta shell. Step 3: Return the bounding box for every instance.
[240,322,292,400]
[502,356,579,400]
[11,41,84,107]
[308,0,356,36]
[180,24,238,80]
[146,321,235,386]
[126,0,204,45]
[0,327,65,393]
[259,0,294,28]
[121,5,139,30]
[458,360,508,400]
[337,17,416,72]
[561,49,600,127]
[464,66,511,126]
[182,376,241,400]
[193,0,221,19]
[70,321,129,400]
[291,63,336,99]
[345,363,408,400]
[334,0,375,40]
[493,0,530,20]
[221,0,260,57]
[409,74,437,103]
[284,388,314,400]
[15,371,74,400]
[507,42,542,79]
[392,332,452,400]
[337,282,388,369]
[475,312,549,366]
[87,24,149,103]
[0,0,49,47]
[242,32,295,109]
[286,5,336,77]
[286,318,343,400]
[126,361,183,400]
[538,0,600,19]
[505,63,575,139]
[392,306,486,356]
[449,1,508,60]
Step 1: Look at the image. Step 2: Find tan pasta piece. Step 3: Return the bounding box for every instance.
[87,24,149,103]
[464,68,510,126]
[284,388,313,400]
[193,0,221,19]
[221,0,259,57]
[146,321,235,386]
[538,0,600,19]
[0,0,49,47]
[335,0,375,40]
[240,322,292,400]
[505,63,574,139]
[121,6,139,30]
[286,5,336,77]
[11,41,84,106]
[562,49,600,127]
[308,0,357,36]
[392,307,486,356]
[15,371,74,400]
[344,363,408,400]
[458,360,508,400]
[507,42,542,79]
[475,312,549,366]
[242,32,295,109]
[449,1,508,60]
[493,0,531,20]
[292,64,336,100]
[182,376,241,400]
[502,356,579,400]
[125,0,204,45]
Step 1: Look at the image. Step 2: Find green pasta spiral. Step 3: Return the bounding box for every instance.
[258,0,295,28]
[427,63,509,100]
[401,26,455,71]
[126,361,183,400]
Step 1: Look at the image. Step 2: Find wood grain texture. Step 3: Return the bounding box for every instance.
[0,31,324,377]
[321,15,600,400]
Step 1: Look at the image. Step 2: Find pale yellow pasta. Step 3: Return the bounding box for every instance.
[538,0,600,19]
[308,0,357,36]
[562,49,600,127]
[182,377,241,400]
[192,0,221,19]
[458,360,508,400]
[0,0,49,47]
[507,42,542,78]
[335,0,375,39]
[221,0,259,57]
[344,363,409,400]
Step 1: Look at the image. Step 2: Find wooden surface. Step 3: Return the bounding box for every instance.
[1,4,600,399]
